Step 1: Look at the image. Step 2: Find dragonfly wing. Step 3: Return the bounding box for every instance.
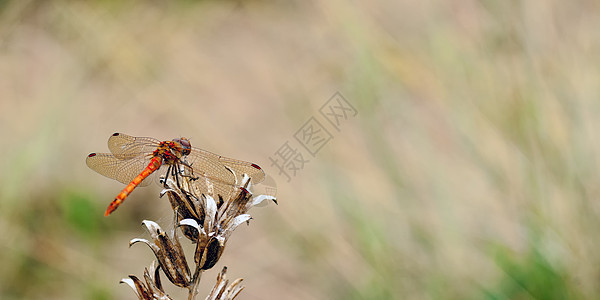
[108,133,161,160]
[190,168,237,200]
[86,153,153,186]
[218,156,265,184]
[185,148,238,193]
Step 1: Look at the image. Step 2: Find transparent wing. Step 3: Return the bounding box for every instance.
[107,133,161,159]
[182,147,265,199]
[185,148,237,187]
[219,156,265,184]
[188,167,238,201]
[86,153,153,186]
[188,148,264,184]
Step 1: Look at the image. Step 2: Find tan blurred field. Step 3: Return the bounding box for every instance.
[2,0,600,299]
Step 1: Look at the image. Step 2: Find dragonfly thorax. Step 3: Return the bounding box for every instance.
[153,138,191,165]
[173,137,192,155]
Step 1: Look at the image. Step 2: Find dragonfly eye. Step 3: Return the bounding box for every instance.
[173,137,192,155]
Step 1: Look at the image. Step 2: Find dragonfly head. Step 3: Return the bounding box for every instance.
[173,137,192,156]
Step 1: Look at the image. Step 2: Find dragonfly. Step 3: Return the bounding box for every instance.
[86,133,265,216]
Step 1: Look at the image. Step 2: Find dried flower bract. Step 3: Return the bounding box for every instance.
[121,165,276,299]
[120,261,172,300]
[205,267,245,300]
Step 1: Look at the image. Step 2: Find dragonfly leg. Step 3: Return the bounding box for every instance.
[180,160,200,181]
[179,160,200,180]
[179,173,199,181]
[168,164,182,189]
[172,164,201,200]
[162,165,172,187]
[181,188,199,201]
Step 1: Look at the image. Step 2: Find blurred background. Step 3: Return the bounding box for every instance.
[1,0,600,299]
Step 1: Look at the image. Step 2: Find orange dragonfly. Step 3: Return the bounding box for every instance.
[86,133,265,216]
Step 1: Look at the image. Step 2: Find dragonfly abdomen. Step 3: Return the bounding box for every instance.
[105,156,163,216]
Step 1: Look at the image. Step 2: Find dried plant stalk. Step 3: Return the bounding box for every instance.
[120,167,276,299]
